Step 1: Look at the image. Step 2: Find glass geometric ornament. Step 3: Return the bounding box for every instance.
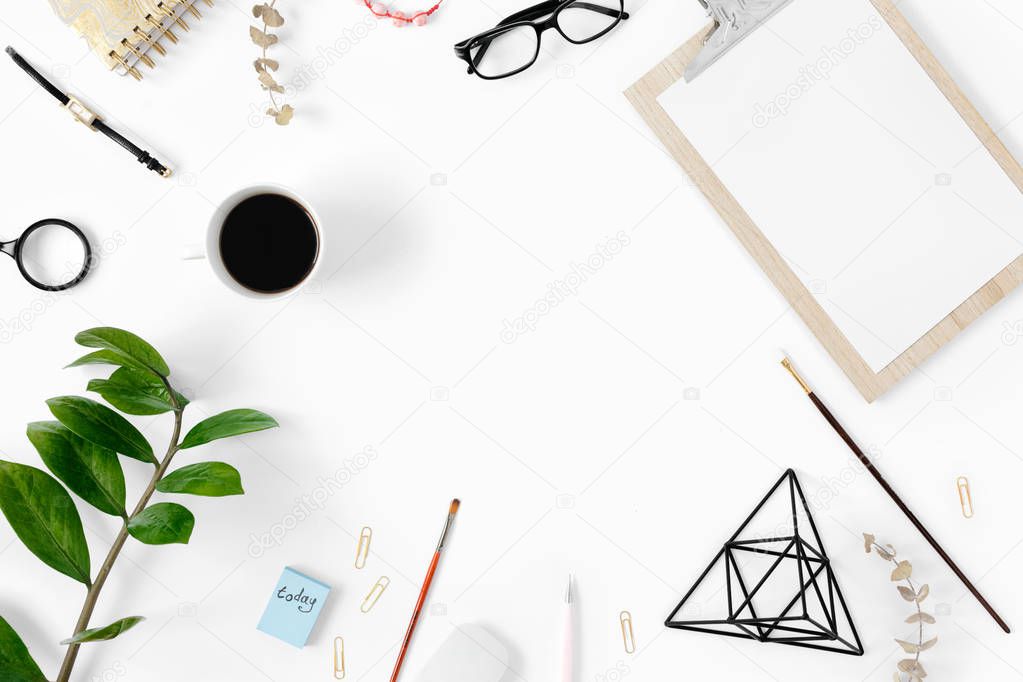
[665,469,864,656]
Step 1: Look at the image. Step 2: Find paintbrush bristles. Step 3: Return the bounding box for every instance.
[435,500,460,552]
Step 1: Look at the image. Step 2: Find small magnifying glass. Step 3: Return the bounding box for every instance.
[1,219,92,291]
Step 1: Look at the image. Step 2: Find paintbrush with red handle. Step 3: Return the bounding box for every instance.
[390,499,461,682]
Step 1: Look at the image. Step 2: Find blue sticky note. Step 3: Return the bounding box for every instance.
[257,567,330,648]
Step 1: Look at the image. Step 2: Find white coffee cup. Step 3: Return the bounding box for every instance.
[184,184,322,299]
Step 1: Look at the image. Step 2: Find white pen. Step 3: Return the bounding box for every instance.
[561,574,574,682]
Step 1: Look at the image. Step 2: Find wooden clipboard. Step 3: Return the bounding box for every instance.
[625,0,1023,402]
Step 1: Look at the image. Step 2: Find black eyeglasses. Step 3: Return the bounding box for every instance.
[1,219,92,291]
[454,0,628,80]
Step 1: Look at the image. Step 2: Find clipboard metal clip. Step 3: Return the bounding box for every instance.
[685,0,795,82]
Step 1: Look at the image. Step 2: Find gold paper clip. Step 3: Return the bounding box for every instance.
[361,576,390,613]
[333,636,345,679]
[355,527,372,569]
[620,611,636,654]
[957,477,974,518]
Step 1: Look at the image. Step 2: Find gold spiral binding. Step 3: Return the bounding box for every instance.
[134,27,166,55]
[113,1,209,80]
[145,14,178,43]
[157,2,190,32]
[121,38,155,68]
[109,51,142,80]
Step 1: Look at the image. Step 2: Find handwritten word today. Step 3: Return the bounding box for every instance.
[276,585,318,613]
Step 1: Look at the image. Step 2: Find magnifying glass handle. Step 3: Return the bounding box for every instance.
[0,240,15,258]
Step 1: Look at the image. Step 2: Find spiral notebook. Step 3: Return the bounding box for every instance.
[48,0,212,80]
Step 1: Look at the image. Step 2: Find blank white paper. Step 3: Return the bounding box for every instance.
[658,0,1023,372]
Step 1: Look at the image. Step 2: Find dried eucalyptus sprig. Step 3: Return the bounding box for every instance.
[0,328,278,682]
[863,533,938,682]
[251,1,294,125]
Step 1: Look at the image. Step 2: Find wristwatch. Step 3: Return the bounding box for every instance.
[6,46,172,178]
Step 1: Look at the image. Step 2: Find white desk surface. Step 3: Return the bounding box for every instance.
[1,1,1022,681]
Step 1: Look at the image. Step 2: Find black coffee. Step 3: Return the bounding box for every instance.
[219,193,319,293]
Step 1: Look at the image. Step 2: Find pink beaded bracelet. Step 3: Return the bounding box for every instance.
[362,0,443,26]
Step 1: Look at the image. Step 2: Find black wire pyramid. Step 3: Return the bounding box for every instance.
[665,469,863,656]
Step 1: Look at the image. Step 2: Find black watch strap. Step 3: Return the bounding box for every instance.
[6,46,172,178]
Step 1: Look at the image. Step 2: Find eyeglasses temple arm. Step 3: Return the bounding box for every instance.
[500,0,562,24]
[563,2,629,19]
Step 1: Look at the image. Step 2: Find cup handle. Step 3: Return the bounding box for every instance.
[182,244,206,261]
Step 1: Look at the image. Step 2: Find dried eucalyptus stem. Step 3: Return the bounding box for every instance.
[251,1,294,125]
[863,533,938,682]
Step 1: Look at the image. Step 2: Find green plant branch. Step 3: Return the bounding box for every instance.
[0,329,276,681]
[55,402,184,682]
[0,328,279,681]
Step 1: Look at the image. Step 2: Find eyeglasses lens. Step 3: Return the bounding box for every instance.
[470,25,539,78]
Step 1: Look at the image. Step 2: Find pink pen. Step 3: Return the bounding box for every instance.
[561,574,574,682]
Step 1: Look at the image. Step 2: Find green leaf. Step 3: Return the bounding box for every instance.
[74,327,169,377]
[87,367,187,416]
[156,462,244,497]
[66,349,153,375]
[60,616,144,645]
[0,614,46,682]
[27,421,126,517]
[127,503,194,545]
[180,409,278,449]
[0,461,91,584]
[47,396,156,465]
